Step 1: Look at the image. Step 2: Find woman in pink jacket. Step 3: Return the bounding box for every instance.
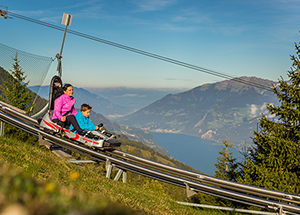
[52,84,84,134]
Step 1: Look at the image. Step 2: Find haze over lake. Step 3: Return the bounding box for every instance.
[153,133,240,175]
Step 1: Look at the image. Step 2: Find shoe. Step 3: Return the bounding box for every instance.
[77,130,88,136]
[87,133,95,139]
[55,129,65,137]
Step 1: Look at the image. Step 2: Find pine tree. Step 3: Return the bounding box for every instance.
[204,135,239,207]
[214,134,238,181]
[0,54,33,111]
[0,54,35,142]
[237,41,300,194]
[194,135,239,206]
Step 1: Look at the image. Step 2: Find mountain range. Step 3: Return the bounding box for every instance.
[31,85,184,119]
[116,77,279,149]
[86,87,187,116]
[28,85,169,155]
[30,76,280,151]
[29,85,130,117]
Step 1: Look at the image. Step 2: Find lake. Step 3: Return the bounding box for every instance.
[152,132,240,175]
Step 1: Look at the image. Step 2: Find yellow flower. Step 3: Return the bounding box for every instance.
[70,172,80,180]
[45,183,56,192]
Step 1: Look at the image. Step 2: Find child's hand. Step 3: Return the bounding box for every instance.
[96,126,103,130]
[97,123,103,130]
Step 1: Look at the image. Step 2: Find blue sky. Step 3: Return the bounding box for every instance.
[1,0,300,89]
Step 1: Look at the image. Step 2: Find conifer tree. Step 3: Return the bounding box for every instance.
[237,40,300,194]
[0,54,35,142]
[206,135,239,207]
[0,54,33,110]
[214,134,238,181]
[194,136,239,206]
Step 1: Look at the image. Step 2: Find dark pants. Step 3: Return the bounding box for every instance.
[53,115,83,133]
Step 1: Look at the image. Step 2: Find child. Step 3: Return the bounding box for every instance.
[69,104,103,132]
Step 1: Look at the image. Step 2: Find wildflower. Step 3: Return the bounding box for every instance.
[45,183,56,192]
[70,172,80,180]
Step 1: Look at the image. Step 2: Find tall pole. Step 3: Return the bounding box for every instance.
[31,13,72,119]
[56,13,73,78]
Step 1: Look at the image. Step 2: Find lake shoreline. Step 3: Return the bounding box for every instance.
[152,132,240,175]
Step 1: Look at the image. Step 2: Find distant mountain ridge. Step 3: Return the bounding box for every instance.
[86,87,187,115]
[29,85,130,117]
[116,77,279,149]
[28,85,169,155]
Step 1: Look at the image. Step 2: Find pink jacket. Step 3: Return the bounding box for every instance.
[52,93,77,120]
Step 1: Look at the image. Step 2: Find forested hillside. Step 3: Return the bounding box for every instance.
[0,66,47,114]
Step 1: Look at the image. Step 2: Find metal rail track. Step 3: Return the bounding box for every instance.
[0,104,300,214]
[106,149,300,204]
[1,102,299,204]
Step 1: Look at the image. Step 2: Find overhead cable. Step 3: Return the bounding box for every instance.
[7,11,274,92]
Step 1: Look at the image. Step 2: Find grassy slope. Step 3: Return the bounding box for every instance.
[0,135,238,215]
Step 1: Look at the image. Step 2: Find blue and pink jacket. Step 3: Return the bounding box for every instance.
[52,93,77,120]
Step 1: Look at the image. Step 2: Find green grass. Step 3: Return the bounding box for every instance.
[0,135,242,215]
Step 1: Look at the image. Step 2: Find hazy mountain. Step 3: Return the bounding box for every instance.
[29,84,169,155]
[116,77,279,149]
[29,85,130,118]
[86,87,186,115]
[31,85,185,119]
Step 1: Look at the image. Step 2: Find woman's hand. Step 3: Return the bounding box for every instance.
[61,116,66,122]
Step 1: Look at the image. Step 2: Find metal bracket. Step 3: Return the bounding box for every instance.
[105,159,118,172]
[114,169,123,181]
[185,182,197,198]
[0,5,8,19]
[68,160,97,164]
[106,159,127,183]
[269,205,284,215]
[196,174,205,180]
[105,159,119,179]
[283,194,293,200]
[113,169,127,183]
[278,206,283,215]
[39,133,51,146]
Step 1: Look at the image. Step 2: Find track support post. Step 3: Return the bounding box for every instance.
[0,120,4,136]
[278,206,283,215]
[122,170,127,183]
[185,182,197,198]
[114,169,123,181]
[39,133,51,146]
[106,159,118,178]
[106,159,127,183]
[106,159,113,178]
[113,169,127,183]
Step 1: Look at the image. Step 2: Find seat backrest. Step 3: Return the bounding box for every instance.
[49,76,63,112]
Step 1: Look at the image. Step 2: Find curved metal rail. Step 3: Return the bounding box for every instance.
[1,102,299,204]
[0,103,300,214]
[106,149,300,204]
